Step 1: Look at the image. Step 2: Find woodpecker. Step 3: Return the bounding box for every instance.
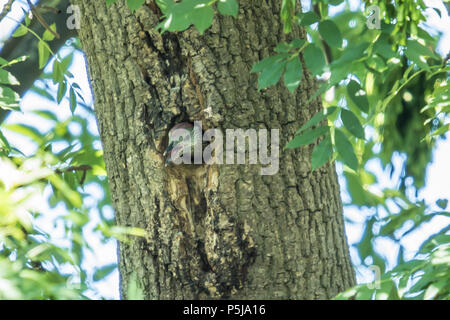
[164,122,202,166]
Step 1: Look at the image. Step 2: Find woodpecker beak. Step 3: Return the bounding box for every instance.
[164,141,175,157]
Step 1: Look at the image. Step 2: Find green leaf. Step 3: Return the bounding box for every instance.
[347,80,369,113]
[251,54,289,73]
[404,39,437,71]
[0,55,27,68]
[419,233,450,254]
[436,199,448,210]
[126,0,145,11]
[318,20,342,48]
[311,135,332,170]
[60,53,74,72]
[63,171,77,190]
[4,124,44,144]
[283,57,302,93]
[331,42,369,66]
[285,126,329,149]
[307,80,330,104]
[379,205,425,236]
[406,39,439,59]
[24,12,31,27]
[43,23,57,41]
[329,0,344,5]
[355,284,375,300]
[156,15,181,33]
[380,22,395,34]
[12,24,28,38]
[292,39,306,49]
[296,113,325,134]
[0,69,20,86]
[280,0,296,33]
[258,59,287,90]
[275,42,292,53]
[424,280,447,300]
[296,109,333,134]
[409,272,434,293]
[155,0,175,14]
[344,170,376,206]
[304,44,326,75]
[334,128,358,170]
[0,86,20,111]
[306,65,347,103]
[374,35,396,60]
[357,217,375,260]
[93,264,117,281]
[296,11,320,26]
[69,87,77,114]
[48,175,83,208]
[217,0,239,18]
[386,280,401,300]
[426,123,450,140]
[0,129,11,153]
[52,60,65,84]
[32,110,58,122]
[157,1,196,32]
[404,49,429,70]
[37,40,51,70]
[340,109,365,139]
[31,85,55,101]
[191,4,214,34]
[57,81,67,104]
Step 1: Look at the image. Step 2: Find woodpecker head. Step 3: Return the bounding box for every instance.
[165,143,185,166]
[164,122,198,166]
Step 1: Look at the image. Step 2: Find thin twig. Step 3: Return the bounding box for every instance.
[0,0,15,22]
[313,3,332,64]
[26,0,60,39]
[39,5,62,15]
[55,164,92,175]
[55,165,93,186]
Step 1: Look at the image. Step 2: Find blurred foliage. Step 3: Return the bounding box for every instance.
[336,222,450,300]
[0,0,448,300]
[0,2,149,297]
[308,0,449,299]
[0,79,117,298]
[0,11,120,298]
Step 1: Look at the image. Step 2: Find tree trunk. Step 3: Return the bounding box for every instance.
[73,0,355,299]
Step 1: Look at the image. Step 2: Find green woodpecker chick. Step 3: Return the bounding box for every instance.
[164,122,202,166]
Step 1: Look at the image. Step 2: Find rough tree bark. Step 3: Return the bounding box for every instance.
[73,0,355,299]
